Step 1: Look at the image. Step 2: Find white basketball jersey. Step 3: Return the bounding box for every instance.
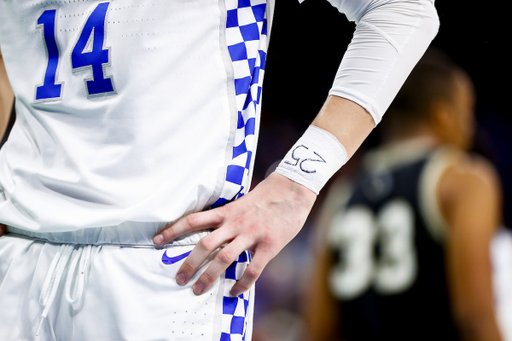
[0,0,273,232]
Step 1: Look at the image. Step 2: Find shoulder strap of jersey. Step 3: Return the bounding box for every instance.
[418,147,460,243]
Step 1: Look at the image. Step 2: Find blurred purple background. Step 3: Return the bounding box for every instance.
[252,1,511,340]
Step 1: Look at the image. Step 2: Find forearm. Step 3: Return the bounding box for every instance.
[276,0,439,195]
[311,95,374,158]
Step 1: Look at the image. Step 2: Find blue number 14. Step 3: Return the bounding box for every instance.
[36,2,115,101]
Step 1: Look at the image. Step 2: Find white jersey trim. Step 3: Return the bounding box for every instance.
[418,147,455,243]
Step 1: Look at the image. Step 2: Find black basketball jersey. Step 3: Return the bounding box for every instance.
[326,145,460,341]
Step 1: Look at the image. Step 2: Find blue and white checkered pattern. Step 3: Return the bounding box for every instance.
[221,251,252,341]
[212,0,268,208]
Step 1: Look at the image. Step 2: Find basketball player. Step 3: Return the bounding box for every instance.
[0,0,439,339]
[304,50,503,341]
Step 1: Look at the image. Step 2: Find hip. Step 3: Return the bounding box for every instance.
[0,234,254,341]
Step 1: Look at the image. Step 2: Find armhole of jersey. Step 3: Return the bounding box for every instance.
[418,148,455,244]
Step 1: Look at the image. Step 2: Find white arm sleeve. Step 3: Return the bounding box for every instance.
[326,0,440,124]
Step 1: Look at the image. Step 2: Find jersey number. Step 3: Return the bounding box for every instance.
[36,2,115,101]
[328,200,418,300]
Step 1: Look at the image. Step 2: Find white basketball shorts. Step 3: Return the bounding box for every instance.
[0,228,254,341]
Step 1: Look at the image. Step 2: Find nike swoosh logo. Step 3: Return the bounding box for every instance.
[161,250,192,265]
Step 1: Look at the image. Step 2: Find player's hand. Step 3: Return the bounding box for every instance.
[0,224,6,237]
[153,172,316,296]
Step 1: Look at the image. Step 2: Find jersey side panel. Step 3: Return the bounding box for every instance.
[211,0,269,208]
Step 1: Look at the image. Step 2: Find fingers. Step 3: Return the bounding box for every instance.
[175,227,238,288]
[153,208,224,245]
[194,239,251,295]
[229,250,269,297]
[183,237,270,297]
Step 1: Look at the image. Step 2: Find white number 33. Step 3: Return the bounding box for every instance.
[328,199,418,300]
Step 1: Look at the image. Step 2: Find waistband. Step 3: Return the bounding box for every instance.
[6,223,210,247]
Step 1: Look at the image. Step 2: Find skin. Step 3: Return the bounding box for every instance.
[305,71,503,340]
[438,72,502,341]
[0,48,13,236]
[153,97,374,296]
[441,153,502,341]
[0,48,13,143]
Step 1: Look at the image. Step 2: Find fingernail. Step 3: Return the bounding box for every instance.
[230,289,241,297]
[153,234,164,245]
[193,282,204,295]
[176,273,186,285]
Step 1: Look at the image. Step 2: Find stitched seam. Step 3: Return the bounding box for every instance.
[358,20,401,53]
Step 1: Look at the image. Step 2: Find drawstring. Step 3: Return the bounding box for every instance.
[37,244,74,336]
[36,244,92,336]
[64,244,92,308]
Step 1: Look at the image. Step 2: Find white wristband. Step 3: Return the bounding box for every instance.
[275,125,348,194]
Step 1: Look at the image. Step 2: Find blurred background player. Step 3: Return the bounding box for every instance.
[305,49,505,341]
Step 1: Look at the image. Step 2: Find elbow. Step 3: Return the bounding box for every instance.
[328,0,441,124]
[361,0,441,45]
